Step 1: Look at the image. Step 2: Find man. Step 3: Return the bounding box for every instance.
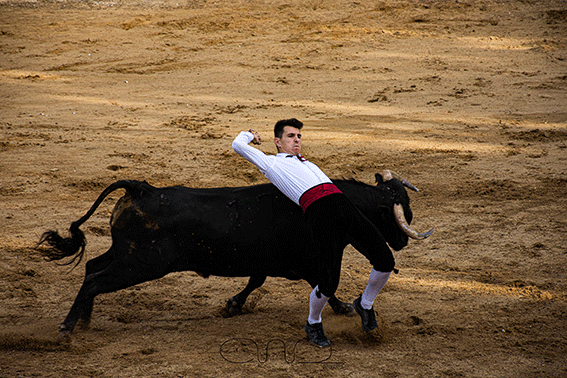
[232,118,395,347]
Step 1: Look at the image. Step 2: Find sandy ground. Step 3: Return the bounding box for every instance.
[1,0,566,376]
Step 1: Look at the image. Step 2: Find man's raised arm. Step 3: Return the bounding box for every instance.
[232,130,270,173]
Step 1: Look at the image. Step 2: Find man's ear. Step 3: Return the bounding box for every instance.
[274,138,281,148]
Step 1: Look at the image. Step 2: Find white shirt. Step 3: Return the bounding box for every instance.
[232,131,333,206]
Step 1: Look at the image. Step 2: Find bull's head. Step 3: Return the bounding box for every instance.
[378,169,433,242]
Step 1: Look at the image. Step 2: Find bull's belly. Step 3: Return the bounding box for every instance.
[110,218,313,281]
[173,240,309,280]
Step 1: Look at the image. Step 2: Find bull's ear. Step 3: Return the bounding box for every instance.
[375,173,384,185]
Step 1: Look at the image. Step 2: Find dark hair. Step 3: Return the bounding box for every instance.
[274,118,303,138]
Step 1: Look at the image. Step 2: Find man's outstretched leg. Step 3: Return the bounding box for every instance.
[354,269,391,333]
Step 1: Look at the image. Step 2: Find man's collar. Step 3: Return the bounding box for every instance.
[285,154,306,162]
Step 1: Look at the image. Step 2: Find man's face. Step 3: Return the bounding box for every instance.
[275,126,302,155]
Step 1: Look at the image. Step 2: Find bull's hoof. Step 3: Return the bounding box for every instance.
[76,318,91,330]
[58,323,73,340]
[225,298,243,317]
[330,301,355,316]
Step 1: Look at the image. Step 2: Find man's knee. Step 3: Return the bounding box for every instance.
[373,256,395,273]
[317,281,339,299]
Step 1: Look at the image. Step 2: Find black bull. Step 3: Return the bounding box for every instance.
[39,172,432,334]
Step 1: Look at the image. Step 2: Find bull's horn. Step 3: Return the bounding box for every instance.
[381,170,419,192]
[393,204,433,240]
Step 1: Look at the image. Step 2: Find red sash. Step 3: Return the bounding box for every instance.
[299,183,342,212]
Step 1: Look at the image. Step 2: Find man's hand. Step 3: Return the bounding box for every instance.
[248,129,262,145]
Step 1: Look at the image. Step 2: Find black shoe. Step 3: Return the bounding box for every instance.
[353,296,379,333]
[304,322,331,347]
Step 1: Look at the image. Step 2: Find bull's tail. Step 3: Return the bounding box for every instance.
[38,180,142,268]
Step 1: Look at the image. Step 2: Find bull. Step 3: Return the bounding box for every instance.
[38,170,432,334]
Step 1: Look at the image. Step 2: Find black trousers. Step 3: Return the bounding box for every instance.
[304,193,395,298]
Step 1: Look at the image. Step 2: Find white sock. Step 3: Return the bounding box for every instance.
[307,286,329,325]
[360,269,391,310]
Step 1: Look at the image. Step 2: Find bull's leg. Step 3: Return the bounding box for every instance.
[76,250,115,329]
[61,258,169,334]
[328,295,354,316]
[225,276,266,317]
